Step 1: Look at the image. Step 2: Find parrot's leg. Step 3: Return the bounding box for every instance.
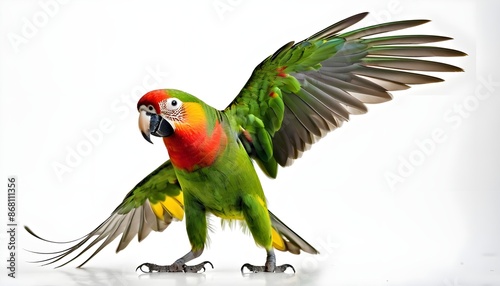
[136,192,213,273]
[240,194,295,273]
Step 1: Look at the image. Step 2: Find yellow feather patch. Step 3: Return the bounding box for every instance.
[174,192,184,205]
[175,102,205,132]
[150,193,184,221]
[217,213,244,220]
[272,228,286,251]
[161,196,184,221]
[256,196,267,208]
[150,201,164,220]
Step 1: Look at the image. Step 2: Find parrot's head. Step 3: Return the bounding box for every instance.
[138,89,226,170]
[137,89,206,144]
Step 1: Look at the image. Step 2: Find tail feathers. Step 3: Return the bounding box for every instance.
[269,211,318,255]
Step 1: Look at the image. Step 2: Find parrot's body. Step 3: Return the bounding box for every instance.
[27,12,465,273]
[160,98,273,250]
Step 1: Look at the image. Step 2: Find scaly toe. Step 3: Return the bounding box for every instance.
[183,261,214,273]
[275,264,295,273]
[135,262,182,273]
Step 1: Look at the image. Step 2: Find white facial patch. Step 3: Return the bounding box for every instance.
[159,98,184,122]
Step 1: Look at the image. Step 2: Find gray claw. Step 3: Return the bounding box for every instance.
[275,264,295,273]
[184,261,214,273]
[241,263,265,273]
[136,263,154,273]
[135,262,182,273]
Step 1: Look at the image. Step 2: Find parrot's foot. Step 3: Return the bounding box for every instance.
[136,261,213,273]
[241,249,295,273]
[241,263,295,274]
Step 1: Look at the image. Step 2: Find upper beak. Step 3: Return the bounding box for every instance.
[138,110,174,144]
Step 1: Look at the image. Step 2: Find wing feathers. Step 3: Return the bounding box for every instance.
[225,12,465,175]
[368,46,467,57]
[362,57,463,72]
[26,201,176,268]
[363,35,453,45]
[340,19,430,40]
[307,12,368,40]
[26,160,183,268]
[270,211,318,255]
[117,208,141,252]
[304,74,374,111]
[353,66,445,85]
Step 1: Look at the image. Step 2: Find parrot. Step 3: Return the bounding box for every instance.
[26,12,465,273]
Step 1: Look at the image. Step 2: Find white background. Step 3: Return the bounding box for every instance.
[1,0,499,285]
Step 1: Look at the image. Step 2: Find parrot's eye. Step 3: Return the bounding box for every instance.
[166,98,182,111]
[148,105,154,111]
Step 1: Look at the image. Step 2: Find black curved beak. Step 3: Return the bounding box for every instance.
[139,111,174,144]
[150,114,174,137]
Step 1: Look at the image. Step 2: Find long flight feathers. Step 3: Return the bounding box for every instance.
[26,161,182,268]
[225,12,465,174]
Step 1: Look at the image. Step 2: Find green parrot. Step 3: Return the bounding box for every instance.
[27,12,465,273]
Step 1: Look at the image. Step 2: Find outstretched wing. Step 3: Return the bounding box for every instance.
[25,160,183,268]
[224,12,465,178]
